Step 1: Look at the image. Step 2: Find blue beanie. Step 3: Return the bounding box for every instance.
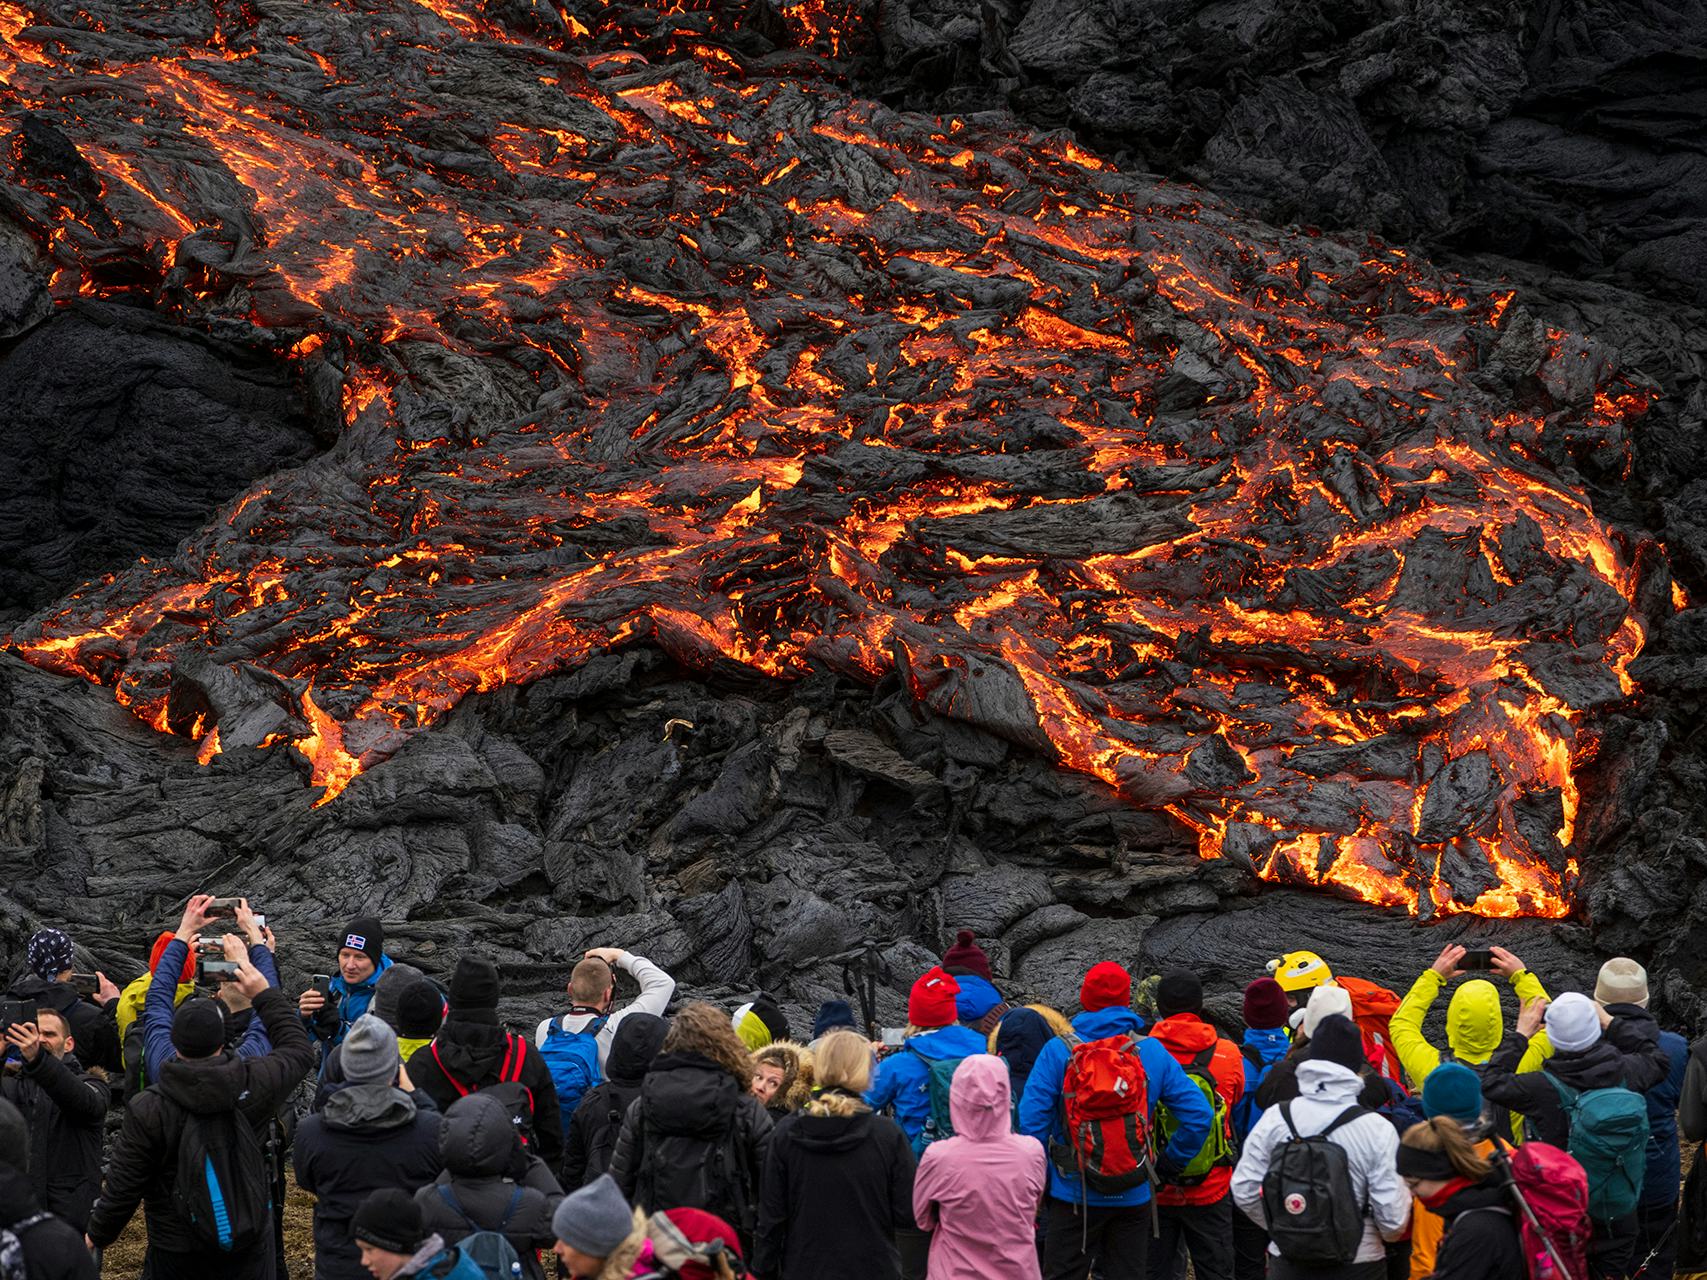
[1422,1062,1484,1125]
[811,1000,857,1040]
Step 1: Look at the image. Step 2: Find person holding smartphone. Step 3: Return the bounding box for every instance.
[4,928,122,1075]
[298,915,393,1073]
[1,1005,109,1231]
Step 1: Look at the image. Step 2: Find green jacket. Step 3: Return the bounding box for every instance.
[1389,967,1553,1089]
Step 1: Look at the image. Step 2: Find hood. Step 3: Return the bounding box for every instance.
[1445,980,1503,1063]
[1242,1026,1290,1063]
[323,1082,419,1132]
[1153,1013,1218,1056]
[0,1163,41,1221]
[948,1053,1012,1141]
[996,1008,1053,1081]
[1550,1038,1636,1090]
[7,975,75,1015]
[790,1110,877,1153]
[607,1013,669,1086]
[441,1092,520,1176]
[1606,1003,1660,1046]
[429,1018,508,1079]
[953,974,1004,1022]
[156,1053,245,1113]
[906,1025,987,1061]
[1071,1006,1145,1041]
[644,1053,740,1136]
[1294,1058,1366,1103]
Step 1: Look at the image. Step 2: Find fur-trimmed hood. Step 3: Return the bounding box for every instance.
[753,1039,814,1113]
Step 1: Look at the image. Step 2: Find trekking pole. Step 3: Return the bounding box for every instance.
[1489,1144,1578,1280]
[1629,1216,1678,1280]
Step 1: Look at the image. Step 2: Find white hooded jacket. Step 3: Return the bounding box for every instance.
[1230,1059,1411,1264]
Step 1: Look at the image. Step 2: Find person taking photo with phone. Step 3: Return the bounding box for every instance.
[299,915,393,1073]
[1,1005,109,1232]
[4,928,122,1075]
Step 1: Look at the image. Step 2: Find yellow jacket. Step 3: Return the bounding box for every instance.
[1389,967,1553,1086]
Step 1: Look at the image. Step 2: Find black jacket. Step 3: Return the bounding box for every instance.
[85,987,315,1252]
[1432,1177,1525,1280]
[1480,1009,1670,1148]
[413,1093,562,1280]
[0,1050,108,1229]
[753,1105,916,1280]
[294,1085,444,1280]
[562,1012,667,1188]
[6,977,121,1076]
[609,1051,774,1238]
[408,1016,564,1168]
[0,1163,96,1280]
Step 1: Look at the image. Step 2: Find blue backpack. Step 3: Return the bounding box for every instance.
[538,1014,609,1116]
[427,1230,523,1279]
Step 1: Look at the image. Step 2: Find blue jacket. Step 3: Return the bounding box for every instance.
[1644,1029,1688,1207]
[1235,1026,1291,1143]
[309,956,393,1067]
[1018,1007,1212,1207]
[954,975,1005,1024]
[866,1024,988,1146]
[141,937,280,1085]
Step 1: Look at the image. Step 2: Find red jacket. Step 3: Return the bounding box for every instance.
[1150,1013,1245,1205]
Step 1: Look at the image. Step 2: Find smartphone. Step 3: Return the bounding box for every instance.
[880,1026,906,1047]
[1461,948,1494,971]
[70,972,101,996]
[0,999,36,1035]
[199,959,242,983]
[196,939,226,957]
[312,974,334,998]
[204,897,242,919]
[252,914,266,931]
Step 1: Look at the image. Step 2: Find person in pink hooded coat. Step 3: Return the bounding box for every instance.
[911,1053,1047,1280]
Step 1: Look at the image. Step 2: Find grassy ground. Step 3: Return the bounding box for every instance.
[101,1172,320,1279]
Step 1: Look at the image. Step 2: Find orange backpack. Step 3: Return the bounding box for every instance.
[1054,1034,1154,1194]
[1336,976,1407,1092]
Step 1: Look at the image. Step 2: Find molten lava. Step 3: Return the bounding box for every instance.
[0,0,1663,917]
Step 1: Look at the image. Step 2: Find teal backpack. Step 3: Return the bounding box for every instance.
[908,1047,965,1154]
[1547,1073,1649,1220]
[431,1230,523,1279]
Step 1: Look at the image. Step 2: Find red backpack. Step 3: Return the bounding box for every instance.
[430,1033,539,1150]
[1055,1034,1153,1194]
[1501,1140,1591,1280]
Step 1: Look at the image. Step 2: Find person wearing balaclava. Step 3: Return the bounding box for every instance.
[1480,989,1671,1280]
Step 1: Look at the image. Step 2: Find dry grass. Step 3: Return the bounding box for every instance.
[100,1171,321,1280]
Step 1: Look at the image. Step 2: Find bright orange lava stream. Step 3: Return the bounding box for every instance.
[0,0,1664,917]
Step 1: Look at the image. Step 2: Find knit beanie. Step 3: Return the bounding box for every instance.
[396,978,446,1039]
[1421,1062,1484,1125]
[942,930,994,982]
[552,1174,634,1257]
[25,928,74,982]
[1079,961,1132,1013]
[373,962,425,1028]
[342,1014,400,1086]
[1546,993,1602,1053]
[1306,1013,1366,1074]
[1594,959,1649,1009]
[338,916,385,968]
[448,956,501,1014]
[150,930,196,984]
[732,996,790,1051]
[811,1000,857,1040]
[1303,982,1354,1038]
[1395,1141,1458,1181]
[353,1188,423,1254]
[907,967,961,1028]
[171,996,227,1058]
[1156,971,1204,1018]
[1243,977,1290,1030]
[0,1098,28,1173]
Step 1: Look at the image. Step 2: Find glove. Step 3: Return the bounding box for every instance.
[1154,1155,1185,1184]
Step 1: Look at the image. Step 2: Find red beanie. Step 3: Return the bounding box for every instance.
[150,930,195,984]
[908,967,961,1028]
[1243,977,1291,1030]
[1080,961,1132,1013]
[942,929,993,982]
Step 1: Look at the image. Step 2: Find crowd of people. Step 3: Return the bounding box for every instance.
[4,900,1707,1280]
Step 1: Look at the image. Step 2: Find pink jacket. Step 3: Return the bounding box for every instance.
[911,1053,1047,1280]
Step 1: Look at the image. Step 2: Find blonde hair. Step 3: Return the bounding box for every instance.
[806,1030,874,1117]
[1402,1117,1492,1181]
[663,1002,754,1087]
[986,1003,1075,1052]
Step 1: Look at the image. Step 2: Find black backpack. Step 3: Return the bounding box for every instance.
[582,1080,642,1183]
[1260,1103,1369,1267]
[171,1107,272,1252]
[635,1110,755,1234]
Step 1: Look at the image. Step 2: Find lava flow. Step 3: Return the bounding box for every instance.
[0,0,1666,917]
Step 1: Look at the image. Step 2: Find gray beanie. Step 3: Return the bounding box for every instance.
[374,962,426,1028]
[341,1014,399,1086]
[0,1098,27,1172]
[552,1174,632,1257]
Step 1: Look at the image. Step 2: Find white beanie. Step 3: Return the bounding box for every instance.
[1594,959,1649,1009]
[1303,982,1354,1039]
[1545,992,1602,1053]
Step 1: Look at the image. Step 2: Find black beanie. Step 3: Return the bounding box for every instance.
[752,994,791,1044]
[1155,971,1204,1018]
[339,916,385,968]
[353,1187,423,1253]
[172,997,227,1059]
[397,979,446,1039]
[449,956,501,1014]
[1306,1013,1366,1075]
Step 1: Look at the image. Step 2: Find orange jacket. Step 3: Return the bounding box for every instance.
[1150,1013,1246,1205]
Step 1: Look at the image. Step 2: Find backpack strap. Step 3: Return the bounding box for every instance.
[437,1183,477,1230]
[1544,1071,1581,1110]
[1189,1045,1217,1074]
[499,1034,524,1084]
[1320,1105,1370,1138]
[497,1185,523,1230]
[1240,1043,1264,1068]
[430,1042,472,1098]
[588,1014,610,1036]
[1279,1101,1302,1141]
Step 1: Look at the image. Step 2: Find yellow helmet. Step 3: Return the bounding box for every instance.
[1268,950,1334,993]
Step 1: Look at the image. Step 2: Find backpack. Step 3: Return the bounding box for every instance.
[635,1089,758,1233]
[170,1108,273,1252]
[432,1034,539,1151]
[906,1045,965,1155]
[435,1229,525,1279]
[538,1014,608,1118]
[1052,1034,1153,1194]
[1336,977,1408,1093]
[1545,1074,1648,1219]
[1260,1102,1368,1266]
[436,1184,523,1233]
[1502,1139,1590,1280]
[1154,1045,1236,1184]
[1234,1042,1278,1142]
[0,1213,50,1280]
